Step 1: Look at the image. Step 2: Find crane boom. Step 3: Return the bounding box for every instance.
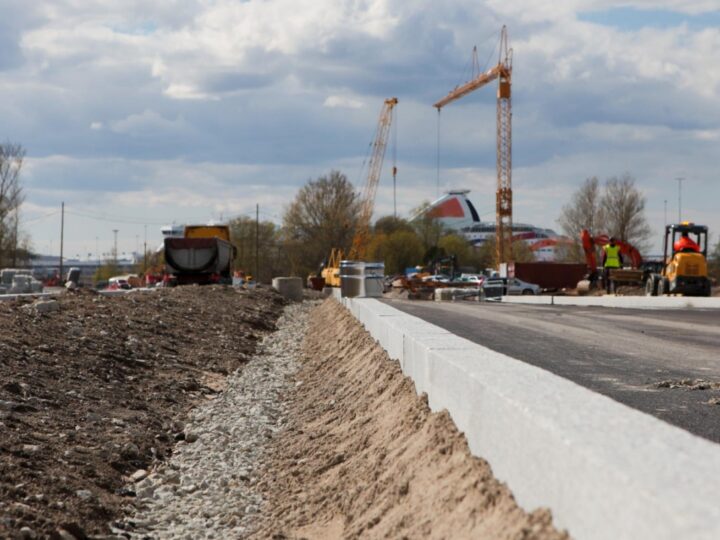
[433,64,503,109]
[348,97,398,260]
[433,26,513,266]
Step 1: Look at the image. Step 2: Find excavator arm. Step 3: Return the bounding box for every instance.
[581,229,643,270]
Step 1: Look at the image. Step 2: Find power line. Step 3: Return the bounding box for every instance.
[22,210,60,224]
[64,209,212,226]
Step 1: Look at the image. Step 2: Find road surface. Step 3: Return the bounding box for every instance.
[383,298,720,444]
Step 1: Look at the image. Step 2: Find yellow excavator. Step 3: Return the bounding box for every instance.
[646,222,711,297]
[319,97,398,288]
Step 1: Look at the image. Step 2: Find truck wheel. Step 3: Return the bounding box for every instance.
[645,275,658,297]
[704,281,712,297]
[658,278,667,296]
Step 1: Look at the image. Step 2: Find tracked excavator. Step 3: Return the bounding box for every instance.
[577,229,642,294]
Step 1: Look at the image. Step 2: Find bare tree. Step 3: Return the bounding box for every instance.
[600,174,652,251]
[282,170,360,276]
[0,143,26,266]
[558,177,604,241]
[558,174,651,258]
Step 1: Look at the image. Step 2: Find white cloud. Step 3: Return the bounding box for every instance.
[110,110,187,134]
[2,0,720,255]
[323,95,364,109]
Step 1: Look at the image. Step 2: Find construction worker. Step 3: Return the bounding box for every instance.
[673,231,700,253]
[602,237,623,293]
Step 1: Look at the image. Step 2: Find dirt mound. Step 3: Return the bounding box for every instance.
[253,300,568,539]
[0,286,285,538]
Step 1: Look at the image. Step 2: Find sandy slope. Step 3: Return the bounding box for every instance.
[253,299,569,539]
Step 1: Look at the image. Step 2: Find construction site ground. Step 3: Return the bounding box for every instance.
[0,286,285,538]
[0,289,567,538]
[384,298,720,443]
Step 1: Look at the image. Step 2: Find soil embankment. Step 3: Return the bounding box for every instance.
[0,286,285,538]
[253,299,568,539]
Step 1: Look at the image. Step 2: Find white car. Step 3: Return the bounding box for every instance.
[421,274,450,283]
[484,277,540,296]
[459,274,485,286]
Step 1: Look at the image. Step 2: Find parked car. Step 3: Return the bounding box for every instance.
[107,277,131,290]
[421,274,450,283]
[459,274,485,286]
[483,277,540,296]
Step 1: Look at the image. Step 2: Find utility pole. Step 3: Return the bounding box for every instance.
[255,204,259,283]
[143,224,147,273]
[59,202,65,281]
[663,199,667,227]
[675,177,684,222]
[112,229,119,264]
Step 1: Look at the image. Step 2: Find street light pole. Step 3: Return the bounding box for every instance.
[675,177,684,222]
[59,202,65,281]
[112,229,119,264]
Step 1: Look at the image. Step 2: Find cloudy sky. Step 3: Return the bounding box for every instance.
[2,0,719,258]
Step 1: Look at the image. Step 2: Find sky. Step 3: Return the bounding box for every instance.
[2,0,720,258]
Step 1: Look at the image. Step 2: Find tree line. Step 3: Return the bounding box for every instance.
[4,152,720,284]
[233,170,535,281]
[237,169,720,283]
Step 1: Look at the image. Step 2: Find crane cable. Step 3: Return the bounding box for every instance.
[392,105,398,218]
[436,108,441,199]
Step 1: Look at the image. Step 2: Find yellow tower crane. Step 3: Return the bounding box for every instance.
[434,25,513,266]
[321,97,398,286]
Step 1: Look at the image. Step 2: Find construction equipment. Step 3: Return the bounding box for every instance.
[577,229,643,293]
[646,222,711,297]
[434,25,513,266]
[321,97,398,287]
[163,224,235,286]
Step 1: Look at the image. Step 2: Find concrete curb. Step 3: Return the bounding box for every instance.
[333,291,720,539]
[502,295,720,309]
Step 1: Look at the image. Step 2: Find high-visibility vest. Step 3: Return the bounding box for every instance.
[604,244,621,268]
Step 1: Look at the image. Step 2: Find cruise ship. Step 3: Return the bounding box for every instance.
[421,190,568,261]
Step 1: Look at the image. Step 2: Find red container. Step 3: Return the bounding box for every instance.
[508,262,587,290]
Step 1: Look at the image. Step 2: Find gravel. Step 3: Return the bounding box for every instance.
[116,301,313,539]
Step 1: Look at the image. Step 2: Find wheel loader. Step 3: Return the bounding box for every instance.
[646,222,711,297]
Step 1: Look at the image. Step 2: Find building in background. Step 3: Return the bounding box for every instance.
[418,190,568,261]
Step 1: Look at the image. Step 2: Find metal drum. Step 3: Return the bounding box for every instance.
[341,261,385,298]
[340,261,363,298]
[363,262,385,298]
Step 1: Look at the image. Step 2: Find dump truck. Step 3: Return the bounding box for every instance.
[163,224,235,285]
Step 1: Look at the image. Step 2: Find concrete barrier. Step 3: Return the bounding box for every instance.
[335,294,720,540]
[272,277,303,301]
[502,295,720,309]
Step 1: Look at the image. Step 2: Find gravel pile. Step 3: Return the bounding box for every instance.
[116,301,313,539]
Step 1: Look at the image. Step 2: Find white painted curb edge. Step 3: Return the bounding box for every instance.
[333,291,720,540]
[502,295,720,309]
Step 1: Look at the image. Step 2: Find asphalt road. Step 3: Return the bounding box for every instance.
[383,298,720,444]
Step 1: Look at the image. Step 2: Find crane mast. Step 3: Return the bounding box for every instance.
[348,97,398,260]
[434,26,513,266]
